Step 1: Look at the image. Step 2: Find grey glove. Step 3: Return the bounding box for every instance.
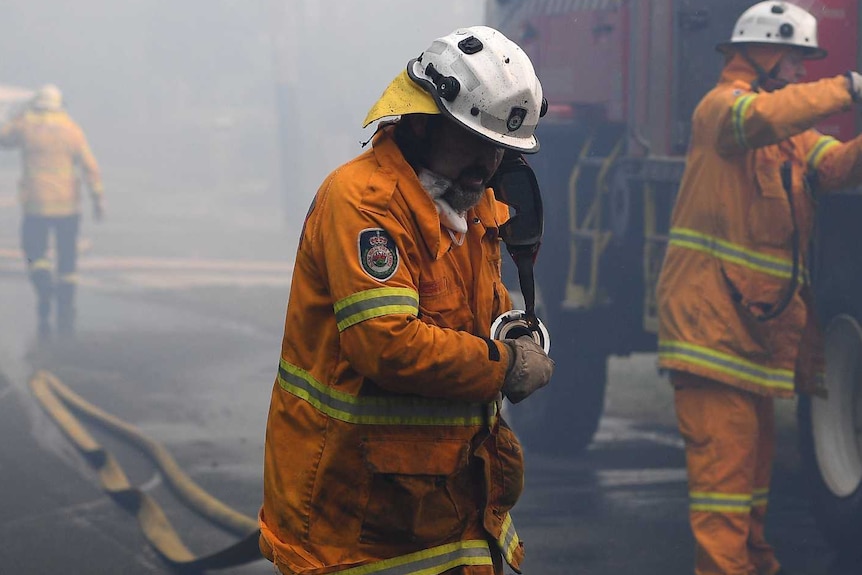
[93,199,104,222]
[501,336,554,404]
[847,71,862,102]
[92,194,105,222]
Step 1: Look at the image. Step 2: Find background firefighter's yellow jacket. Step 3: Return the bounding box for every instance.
[260,126,525,575]
[658,54,862,398]
[0,109,102,216]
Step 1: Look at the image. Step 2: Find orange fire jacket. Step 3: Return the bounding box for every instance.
[259,125,525,575]
[658,56,862,398]
[0,109,102,217]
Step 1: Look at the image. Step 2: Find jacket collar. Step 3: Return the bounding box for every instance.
[718,47,787,88]
[371,125,502,259]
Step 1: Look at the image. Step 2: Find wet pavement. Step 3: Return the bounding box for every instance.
[0,191,858,574]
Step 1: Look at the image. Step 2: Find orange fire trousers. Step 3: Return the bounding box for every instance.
[672,371,781,575]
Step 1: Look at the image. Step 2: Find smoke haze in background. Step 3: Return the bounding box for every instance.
[0,0,484,251]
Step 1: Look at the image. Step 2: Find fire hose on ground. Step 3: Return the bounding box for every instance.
[28,369,261,573]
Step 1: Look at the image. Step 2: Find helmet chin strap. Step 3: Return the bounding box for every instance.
[739,46,788,93]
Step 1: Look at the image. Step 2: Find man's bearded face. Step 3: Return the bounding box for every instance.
[421,118,504,213]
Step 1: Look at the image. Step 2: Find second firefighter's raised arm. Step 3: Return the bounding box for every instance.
[799,129,862,192]
[715,75,853,155]
[314,168,510,404]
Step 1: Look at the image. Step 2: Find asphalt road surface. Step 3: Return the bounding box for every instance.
[0,194,858,575]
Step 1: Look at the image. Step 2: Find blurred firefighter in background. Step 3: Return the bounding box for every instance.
[0,84,103,340]
[259,26,554,575]
[657,2,862,574]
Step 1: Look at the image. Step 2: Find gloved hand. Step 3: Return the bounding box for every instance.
[501,336,554,404]
[847,71,862,102]
[92,197,105,222]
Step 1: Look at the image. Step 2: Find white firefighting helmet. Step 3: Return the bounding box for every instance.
[716,1,826,59]
[364,26,547,154]
[31,84,63,111]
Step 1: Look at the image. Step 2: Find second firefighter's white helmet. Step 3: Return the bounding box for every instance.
[31,84,63,111]
[717,1,826,59]
[408,26,546,153]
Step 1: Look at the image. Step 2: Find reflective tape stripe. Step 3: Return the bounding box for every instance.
[58,273,78,284]
[29,258,52,271]
[752,487,769,507]
[278,359,488,426]
[807,135,840,171]
[497,512,521,565]
[690,491,752,513]
[732,93,757,148]
[659,340,795,392]
[25,166,74,176]
[334,287,419,331]
[669,227,793,279]
[335,540,492,575]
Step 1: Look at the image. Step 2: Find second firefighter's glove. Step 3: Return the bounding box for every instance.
[92,196,105,222]
[501,336,554,404]
[847,71,862,102]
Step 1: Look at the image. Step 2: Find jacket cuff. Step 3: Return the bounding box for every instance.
[845,71,860,103]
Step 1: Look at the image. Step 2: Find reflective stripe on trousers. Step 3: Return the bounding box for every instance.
[672,371,780,575]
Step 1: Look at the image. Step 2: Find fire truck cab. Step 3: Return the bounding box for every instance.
[488,0,862,557]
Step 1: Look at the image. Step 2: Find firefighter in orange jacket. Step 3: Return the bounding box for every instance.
[657,2,862,574]
[0,84,103,340]
[259,26,554,575]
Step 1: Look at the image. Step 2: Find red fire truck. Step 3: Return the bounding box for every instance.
[488,0,862,555]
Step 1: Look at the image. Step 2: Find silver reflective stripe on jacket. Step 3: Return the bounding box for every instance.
[278,359,492,426]
[334,540,493,575]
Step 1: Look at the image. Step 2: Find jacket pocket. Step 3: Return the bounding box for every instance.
[418,274,473,331]
[360,437,471,546]
[718,261,805,359]
[474,419,524,518]
[748,151,795,249]
[493,420,524,511]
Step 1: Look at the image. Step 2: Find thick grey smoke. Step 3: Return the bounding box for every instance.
[0,0,485,243]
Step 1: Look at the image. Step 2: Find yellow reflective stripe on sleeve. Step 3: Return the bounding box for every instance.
[669,227,793,279]
[497,512,521,566]
[29,258,52,271]
[732,93,757,149]
[335,540,492,575]
[752,487,769,507]
[334,287,419,331]
[690,491,752,513]
[277,359,489,426]
[659,340,795,392]
[806,135,840,170]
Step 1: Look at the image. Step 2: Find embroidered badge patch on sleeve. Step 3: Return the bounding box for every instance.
[358,228,399,281]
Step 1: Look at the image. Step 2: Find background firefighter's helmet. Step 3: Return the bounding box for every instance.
[716,1,827,59]
[31,84,63,111]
